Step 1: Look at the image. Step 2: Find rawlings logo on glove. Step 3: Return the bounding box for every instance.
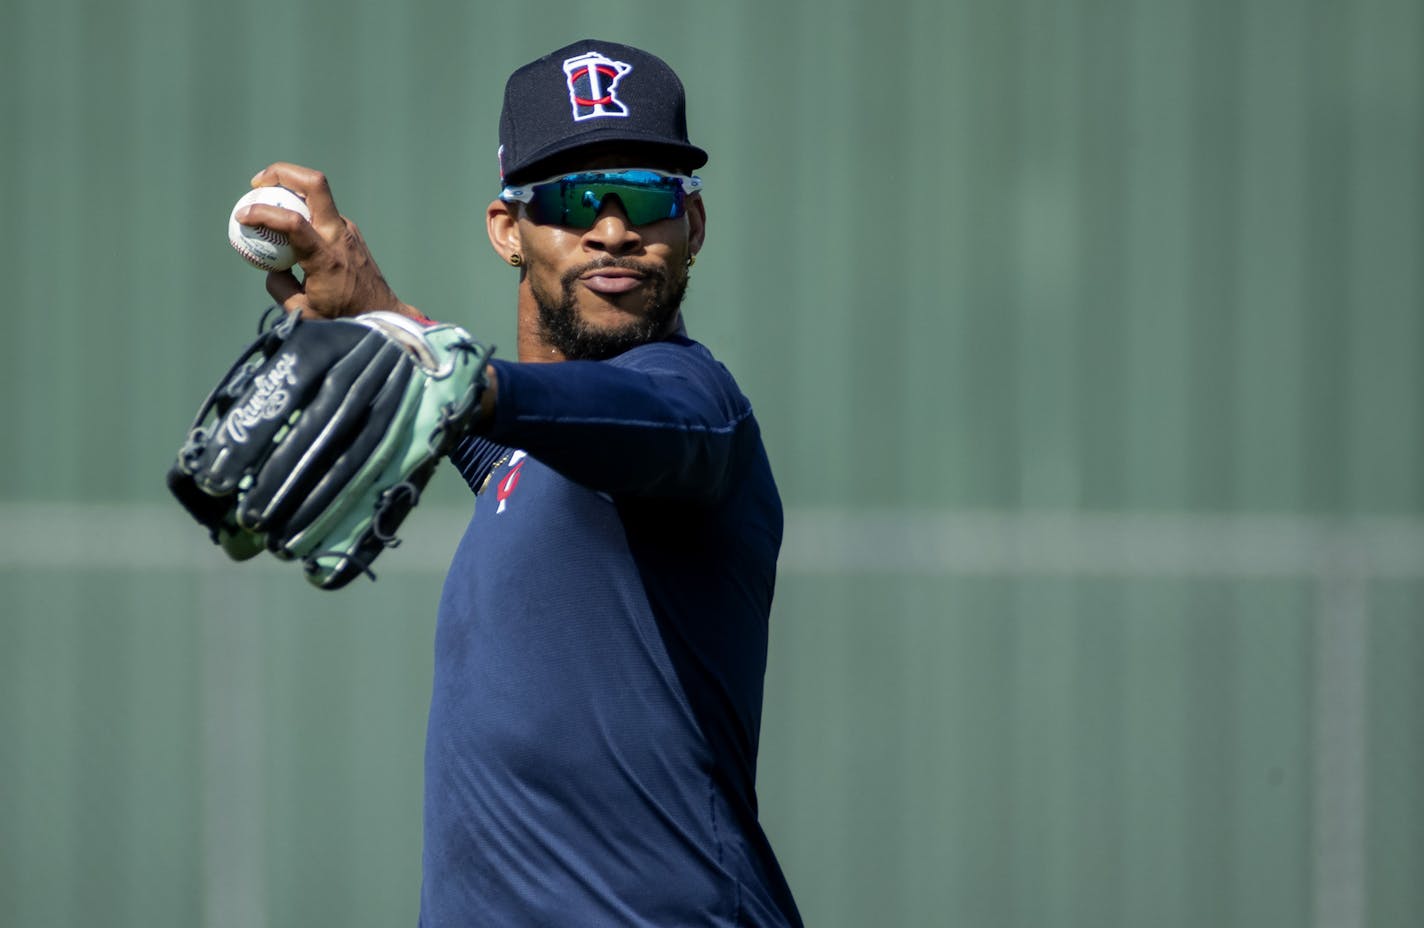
[167,309,493,589]
[226,353,300,443]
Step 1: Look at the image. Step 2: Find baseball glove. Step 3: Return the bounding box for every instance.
[167,308,494,589]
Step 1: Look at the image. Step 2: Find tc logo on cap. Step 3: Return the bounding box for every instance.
[563,51,632,122]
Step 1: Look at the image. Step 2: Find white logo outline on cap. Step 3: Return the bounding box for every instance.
[563,51,633,121]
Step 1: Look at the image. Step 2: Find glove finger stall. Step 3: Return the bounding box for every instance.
[238,333,408,534]
[190,321,372,496]
[274,358,420,553]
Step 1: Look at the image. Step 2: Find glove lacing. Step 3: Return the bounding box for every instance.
[298,478,423,583]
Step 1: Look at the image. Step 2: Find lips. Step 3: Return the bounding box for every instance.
[579,268,646,295]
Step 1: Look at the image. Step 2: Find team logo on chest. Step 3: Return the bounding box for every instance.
[562,51,632,121]
[495,450,528,514]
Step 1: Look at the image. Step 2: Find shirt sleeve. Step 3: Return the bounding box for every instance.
[449,435,512,494]
[479,338,756,500]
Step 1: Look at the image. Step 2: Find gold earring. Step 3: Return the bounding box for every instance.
[509,253,523,267]
[687,254,697,268]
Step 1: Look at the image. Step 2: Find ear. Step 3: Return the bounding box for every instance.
[487,199,522,264]
[687,194,706,257]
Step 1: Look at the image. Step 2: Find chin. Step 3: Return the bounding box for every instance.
[534,266,687,361]
[579,292,653,322]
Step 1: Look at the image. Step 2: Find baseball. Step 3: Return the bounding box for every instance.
[227,186,311,272]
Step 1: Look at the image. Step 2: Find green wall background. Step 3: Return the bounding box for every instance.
[1,1,1421,926]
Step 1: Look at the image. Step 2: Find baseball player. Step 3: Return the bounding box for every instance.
[235,40,803,926]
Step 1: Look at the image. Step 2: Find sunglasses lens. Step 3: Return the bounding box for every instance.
[523,172,687,228]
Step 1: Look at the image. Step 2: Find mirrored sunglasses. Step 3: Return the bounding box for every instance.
[500,169,703,228]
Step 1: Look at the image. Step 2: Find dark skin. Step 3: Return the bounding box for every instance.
[238,158,706,422]
[240,163,416,322]
[484,153,706,362]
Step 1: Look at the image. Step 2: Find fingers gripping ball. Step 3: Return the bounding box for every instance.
[167,310,495,589]
[228,186,311,271]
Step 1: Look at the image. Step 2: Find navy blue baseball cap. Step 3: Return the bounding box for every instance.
[498,40,709,185]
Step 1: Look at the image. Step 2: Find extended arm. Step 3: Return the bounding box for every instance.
[465,339,753,501]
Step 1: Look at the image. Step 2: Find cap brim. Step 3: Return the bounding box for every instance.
[505,129,708,185]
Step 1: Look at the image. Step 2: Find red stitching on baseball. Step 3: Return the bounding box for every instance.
[232,239,283,270]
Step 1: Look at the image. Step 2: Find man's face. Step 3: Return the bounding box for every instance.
[507,156,705,360]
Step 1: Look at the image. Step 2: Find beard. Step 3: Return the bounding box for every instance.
[531,257,689,361]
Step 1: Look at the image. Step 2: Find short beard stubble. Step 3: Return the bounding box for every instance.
[532,257,689,361]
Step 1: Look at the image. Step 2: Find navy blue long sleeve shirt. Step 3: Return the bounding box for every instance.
[420,336,802,927]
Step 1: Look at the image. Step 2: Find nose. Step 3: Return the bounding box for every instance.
[581,195,642,255]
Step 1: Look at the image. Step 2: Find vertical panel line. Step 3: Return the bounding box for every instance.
[1311,562,1369,928]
